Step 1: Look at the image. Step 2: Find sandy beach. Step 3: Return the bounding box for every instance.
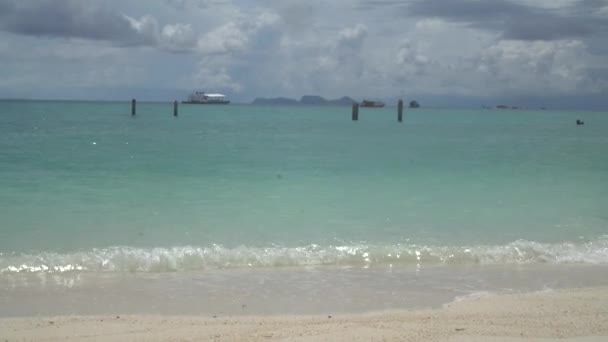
[1,287,607,341]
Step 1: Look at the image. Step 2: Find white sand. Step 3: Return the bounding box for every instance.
[1,287,607,341]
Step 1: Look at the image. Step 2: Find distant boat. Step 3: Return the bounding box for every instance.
[182,92,230,104]
[360,100,385,108]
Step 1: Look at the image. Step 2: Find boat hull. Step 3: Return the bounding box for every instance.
[181,101,230,105]
[360,100,385,108]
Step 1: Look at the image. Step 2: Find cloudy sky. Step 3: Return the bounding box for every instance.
[0,0,607,108]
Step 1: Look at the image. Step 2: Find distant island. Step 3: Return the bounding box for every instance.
[252,95,357,106]
[482,105,548,110]
[496,105,520,110]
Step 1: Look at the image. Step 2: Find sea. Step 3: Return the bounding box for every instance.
[1,100,607,316]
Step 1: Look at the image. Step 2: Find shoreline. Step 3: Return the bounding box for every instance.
[1,287,607,341]
[3,264,608,318]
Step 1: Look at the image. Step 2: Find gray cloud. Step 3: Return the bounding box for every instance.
[402,0,608,41]
[0,0,200,49]
[587,67,608,84]
[0,0,152,44]
[0,0,14,12]
[164,0,229,10]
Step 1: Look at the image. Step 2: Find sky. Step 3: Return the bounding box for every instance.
[0,0,607,108]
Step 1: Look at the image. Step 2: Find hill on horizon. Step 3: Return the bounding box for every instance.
[252,95,357,106]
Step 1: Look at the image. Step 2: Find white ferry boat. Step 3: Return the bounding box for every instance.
[183,92,230,104]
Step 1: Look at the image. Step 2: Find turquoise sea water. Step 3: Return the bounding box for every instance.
[1,101,607,273]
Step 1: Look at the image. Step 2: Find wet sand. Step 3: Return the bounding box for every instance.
[1,287,607,341]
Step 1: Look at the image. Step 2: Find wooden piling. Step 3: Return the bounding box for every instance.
[352,103,359,121]
[398,99,404,122]
[131,99,136,116]
[173,100,178,117]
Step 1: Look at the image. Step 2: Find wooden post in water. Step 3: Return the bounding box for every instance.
[173,100,178,117]
[398,99,404,122]
[352,103,359,121]
[131,99,136,116]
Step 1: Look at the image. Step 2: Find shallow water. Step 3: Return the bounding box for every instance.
[1,101,607,274]
[2,264,608,316]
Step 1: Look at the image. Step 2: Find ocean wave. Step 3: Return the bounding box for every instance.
[1,238,608,274]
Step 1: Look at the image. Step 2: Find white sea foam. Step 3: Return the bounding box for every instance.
[445,291,495,308]
[1,237,608,274]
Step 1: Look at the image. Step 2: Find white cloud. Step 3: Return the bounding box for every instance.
[123,15,199,52]
[161,23,196,52]
[597,5,608,17]
[414,18,446,32]
[196,12,279,55]
[123,15,160,45]
[164,0,230,10]
[336,24,368,50]
[477,40,591,94]
[196,22,249,55]
[514,0,580,10]
[396,39,433,69]
[189,11,281,92]
[194,61,242,91]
